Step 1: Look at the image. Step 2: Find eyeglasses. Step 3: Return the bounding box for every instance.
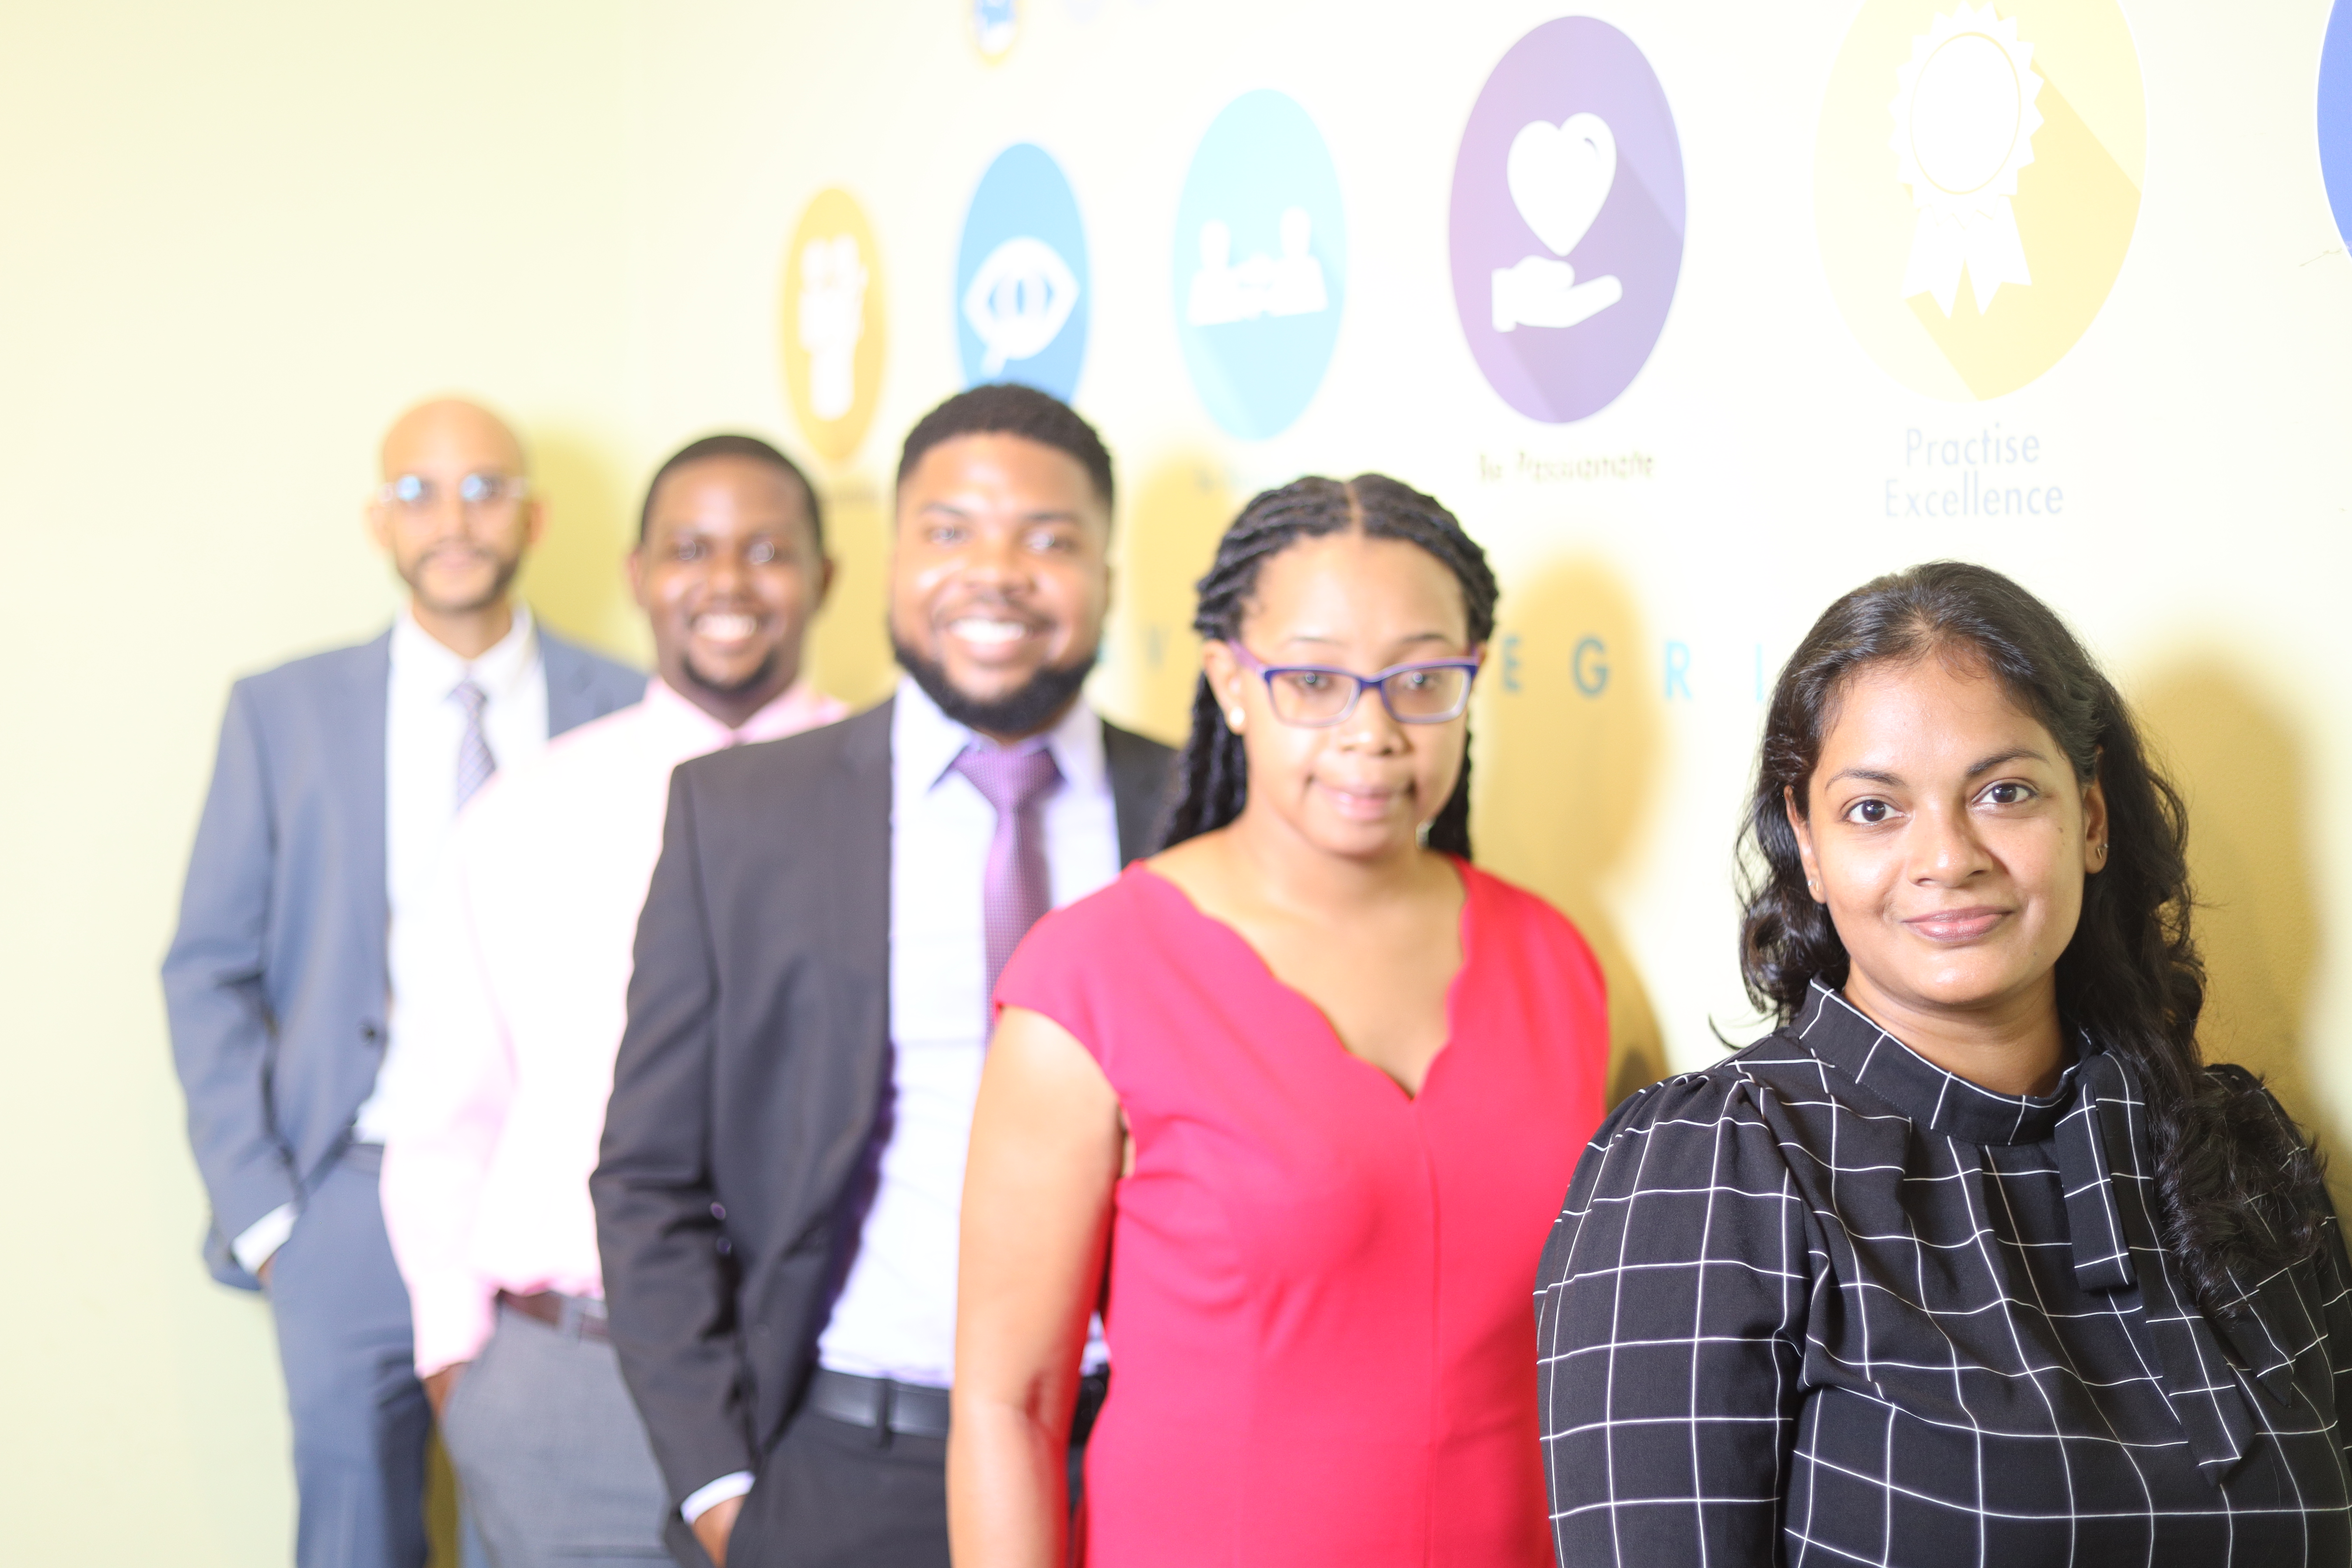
[378,472,531,513]
[1228,643,1481,728]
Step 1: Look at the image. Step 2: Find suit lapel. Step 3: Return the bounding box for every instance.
[1103,721,1173,866]
[839,698,895,1037]
[348,632,392,973]
[541,634,589,733]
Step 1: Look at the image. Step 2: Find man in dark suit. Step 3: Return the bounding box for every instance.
[164,398,644,1568]
[595,385,1174,1568]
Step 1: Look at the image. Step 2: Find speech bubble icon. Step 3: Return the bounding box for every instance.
[955,145,1090,397]
[961,236,1080,376]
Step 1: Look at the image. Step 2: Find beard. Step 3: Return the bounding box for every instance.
[893,632,1097,738]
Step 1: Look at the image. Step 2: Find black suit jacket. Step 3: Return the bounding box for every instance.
[592,696,1174,1550]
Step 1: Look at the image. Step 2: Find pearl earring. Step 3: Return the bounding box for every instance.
[1228,709,1245,727]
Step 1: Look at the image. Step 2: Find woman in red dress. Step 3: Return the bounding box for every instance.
[949,474,1610,1566]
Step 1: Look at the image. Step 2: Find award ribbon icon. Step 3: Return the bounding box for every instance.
[1891,3,2043,316]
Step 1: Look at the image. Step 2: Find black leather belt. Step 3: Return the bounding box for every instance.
[805,1367,1110,1446]
[807,1367,953,1440]
[497,1289,610,1343]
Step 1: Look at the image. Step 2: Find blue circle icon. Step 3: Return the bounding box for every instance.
[2324,1,2352,245]
[1171,90,1348,440]
[956,144,1090,399]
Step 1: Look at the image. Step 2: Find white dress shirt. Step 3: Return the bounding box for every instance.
[229,606,551,1274]
[814,674,1122,1384]
[683,678,1123,1526]
[378,678,843,1378]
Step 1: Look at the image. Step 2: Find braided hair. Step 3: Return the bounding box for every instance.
[1157,474,1498,856]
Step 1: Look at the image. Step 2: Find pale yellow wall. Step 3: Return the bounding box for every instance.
[3,3,2347,1563]
[0,4,643,1559]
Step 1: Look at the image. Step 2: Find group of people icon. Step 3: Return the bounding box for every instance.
[1185,207,1330,326]
[165,382,2352,1568]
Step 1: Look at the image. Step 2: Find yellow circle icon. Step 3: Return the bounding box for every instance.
[780,188,888,464]
[1815,0,2144,400]
[970,0,1019,63]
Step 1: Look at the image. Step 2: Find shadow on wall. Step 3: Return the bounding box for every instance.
[1096,455,1234,748]
[2135,657,2347,1221]
[808,474,899,710]
[517,426,649,667]
[1475,556,1668,1111]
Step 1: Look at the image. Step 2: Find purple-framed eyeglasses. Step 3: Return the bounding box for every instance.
[1227,643,1482,728]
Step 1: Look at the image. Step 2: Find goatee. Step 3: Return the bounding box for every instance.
[893,635,1096,738]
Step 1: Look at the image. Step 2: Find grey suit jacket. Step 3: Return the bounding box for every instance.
[163,622,644,1287]
[591,696,1174,1556]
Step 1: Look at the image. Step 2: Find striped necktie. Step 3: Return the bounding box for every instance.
[450,678,496,809]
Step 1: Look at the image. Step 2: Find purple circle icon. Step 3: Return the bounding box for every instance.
[1449,17,1686,424]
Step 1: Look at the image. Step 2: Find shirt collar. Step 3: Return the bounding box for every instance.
[389,603,539,701]
[892,671,1104,795]
[1795,979,2282,1476]
[1791,978,2090,1145]
[639,674,844,749]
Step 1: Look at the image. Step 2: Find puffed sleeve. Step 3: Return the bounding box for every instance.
[1534,1069,1813,1567]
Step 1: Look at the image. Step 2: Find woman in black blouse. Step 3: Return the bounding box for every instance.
[1535,561,2351,1566]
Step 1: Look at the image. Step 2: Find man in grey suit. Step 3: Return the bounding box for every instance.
[164,398,645,1568]
[595,386,1174,1568]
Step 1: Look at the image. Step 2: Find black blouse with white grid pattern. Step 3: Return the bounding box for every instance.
[1534,981,2352,1567]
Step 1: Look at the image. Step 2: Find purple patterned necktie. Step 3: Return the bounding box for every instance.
[450,678,496,809]
[951,741,1063,1034]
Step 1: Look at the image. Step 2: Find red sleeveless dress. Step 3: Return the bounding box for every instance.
[995,859,1609,1566]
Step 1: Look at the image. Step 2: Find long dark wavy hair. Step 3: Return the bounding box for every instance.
[1157,475,1498,857]
[1740,560,2328,1311]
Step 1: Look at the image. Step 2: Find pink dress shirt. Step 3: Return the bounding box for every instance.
[380,677,848,1377]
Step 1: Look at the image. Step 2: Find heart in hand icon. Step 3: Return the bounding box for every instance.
[1506,112,1616,257]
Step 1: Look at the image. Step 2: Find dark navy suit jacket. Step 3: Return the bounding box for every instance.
[163,623,643,1287]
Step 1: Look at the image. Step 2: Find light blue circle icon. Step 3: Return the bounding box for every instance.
[955,144,1090,399]
[1171,90,1348,440]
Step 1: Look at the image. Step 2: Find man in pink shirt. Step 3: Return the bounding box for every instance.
[380,434,847,1568]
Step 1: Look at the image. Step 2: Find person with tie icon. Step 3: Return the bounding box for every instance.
[592,386,1175,1568]
[162,397,643,1568]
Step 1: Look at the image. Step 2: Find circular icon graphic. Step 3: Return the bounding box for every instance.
[1171,90,1347,441]
[2323,1,2352,245]
[1449,18,1686,425]
[779,188,887,464]
[1817,0,2145,400]
[956,145,1090,400]
[973,0,1018,62]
